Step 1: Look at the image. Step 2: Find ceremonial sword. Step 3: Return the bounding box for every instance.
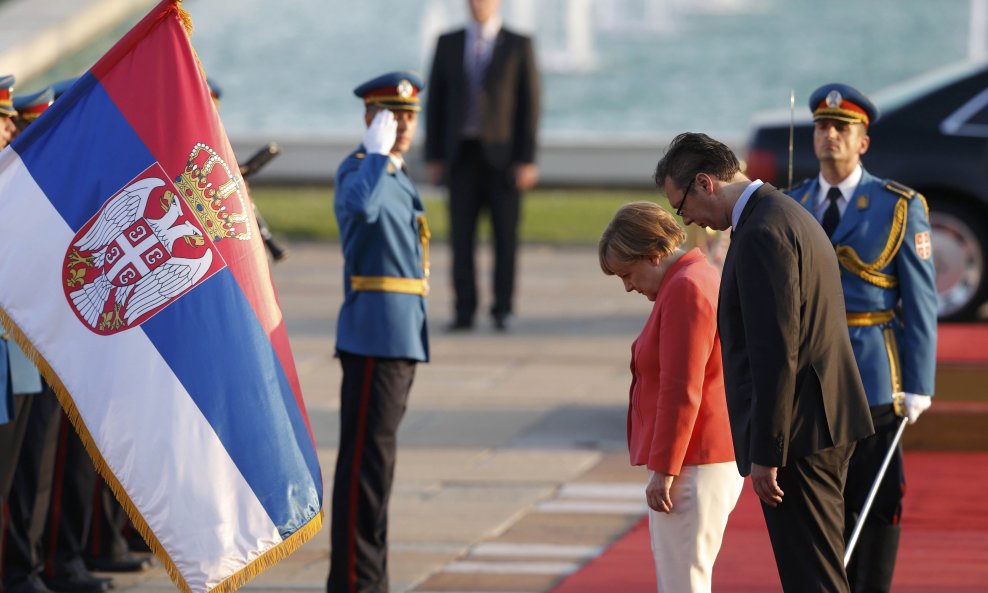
[843,415,908,567]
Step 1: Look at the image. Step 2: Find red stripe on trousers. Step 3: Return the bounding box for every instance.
[88,481,103,556]
[347,357,375,593]
[45,416,70,578]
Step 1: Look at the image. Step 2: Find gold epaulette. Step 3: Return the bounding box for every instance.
[884,180,916,199]
[355,152,366,159]
[885,179,930,218]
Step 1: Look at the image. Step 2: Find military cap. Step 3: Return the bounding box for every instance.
[0,74,15,117]
[353,71,424,112]
[13,87,54,123]
[809,83,879,126]
[52,77,80,100]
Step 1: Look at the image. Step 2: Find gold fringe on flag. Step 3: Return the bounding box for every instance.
[0,306,323,593]
[174,0,194,36]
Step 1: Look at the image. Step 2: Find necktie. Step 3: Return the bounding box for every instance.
[822,186,842,237]
[463,36,487,134]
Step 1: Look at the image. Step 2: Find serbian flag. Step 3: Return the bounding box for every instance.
[0,2,322,593]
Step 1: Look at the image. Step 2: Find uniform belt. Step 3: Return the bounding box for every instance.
[846,309,895,326]
[351,276,428,296]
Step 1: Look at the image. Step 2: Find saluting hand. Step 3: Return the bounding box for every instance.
[363,109,397,155]
[646,471,675,513]
[750,463,784,507]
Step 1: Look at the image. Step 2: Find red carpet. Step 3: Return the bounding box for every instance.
[550,452,988,593]
[937,323,988,364]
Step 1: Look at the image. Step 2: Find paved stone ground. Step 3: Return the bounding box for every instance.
[105,240,658,593]
[72,239,988,593]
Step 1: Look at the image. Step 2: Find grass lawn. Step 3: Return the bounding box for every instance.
[249,185,669,244]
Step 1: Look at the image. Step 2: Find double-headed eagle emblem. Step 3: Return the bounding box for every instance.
[64,167,220,334]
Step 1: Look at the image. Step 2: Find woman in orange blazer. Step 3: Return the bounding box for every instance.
[599,202,743,593]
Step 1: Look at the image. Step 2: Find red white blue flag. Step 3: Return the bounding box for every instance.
[0,2,322,593]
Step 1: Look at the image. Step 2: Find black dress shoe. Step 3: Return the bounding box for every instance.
[445,318,474,332]
[43,572,112,593]
[85,553,152,573]
[6,574,56,593]
[492,314,509,331]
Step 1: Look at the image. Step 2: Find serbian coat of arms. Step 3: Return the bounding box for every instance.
[63,161,226,335]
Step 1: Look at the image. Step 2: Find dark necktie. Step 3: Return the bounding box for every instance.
[464,36,487,134]
[822,186,842,237]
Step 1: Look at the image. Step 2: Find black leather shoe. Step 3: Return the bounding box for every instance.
[492,314,509,331]
[445,318,474,332]
[7,574,56,593]
[43,572,112,593]
[85,553,152,573]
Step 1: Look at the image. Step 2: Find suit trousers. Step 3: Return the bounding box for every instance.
[448,140,521,322]
[647,462,744,593]
[843,404,904,593]
[328,352,415,593]
[761,442,856,593]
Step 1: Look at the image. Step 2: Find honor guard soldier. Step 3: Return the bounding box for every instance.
[788,83,938,593]
[11,87,53,133]
[327,71,429,593]
[5,84,115,593]
[0,74,16,147]
[51,78,79,101]
[2,72,36,593]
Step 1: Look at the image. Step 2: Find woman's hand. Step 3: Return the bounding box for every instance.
[646,472,675,513]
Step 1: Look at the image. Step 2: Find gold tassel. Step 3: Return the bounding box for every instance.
[207,513,324,593]
[0,307,323,593]
[174,0,194,36]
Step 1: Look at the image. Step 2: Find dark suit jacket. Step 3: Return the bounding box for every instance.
[425,27,540,170]
[719,183,873,476]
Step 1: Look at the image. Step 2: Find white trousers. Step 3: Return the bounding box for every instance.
[647,462,744,593]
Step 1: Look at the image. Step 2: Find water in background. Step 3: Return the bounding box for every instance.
[26,0,978,141]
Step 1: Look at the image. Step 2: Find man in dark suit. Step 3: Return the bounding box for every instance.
[425,0,540,331]
[654,132,874,593]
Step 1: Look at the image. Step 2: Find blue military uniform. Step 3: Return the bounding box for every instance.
[334,149,429,361]
[788,83,938,593]
[328,71,428,593]
[790,170,938,404]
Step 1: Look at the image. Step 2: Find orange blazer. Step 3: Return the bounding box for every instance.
[627,249,736,475]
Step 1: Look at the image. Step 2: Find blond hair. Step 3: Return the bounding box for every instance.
[599,201,687,275]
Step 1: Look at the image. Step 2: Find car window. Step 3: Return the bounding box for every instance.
[940,87,988,137]
[874,59,988,114]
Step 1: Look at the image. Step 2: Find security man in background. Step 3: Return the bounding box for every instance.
[425,0,540,331]
[788,83,938,593]
[327,71,429,593]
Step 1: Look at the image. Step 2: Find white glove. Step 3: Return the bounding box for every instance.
[901,392,932,424]
[363,110,397,155]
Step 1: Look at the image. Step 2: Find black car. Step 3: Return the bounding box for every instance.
[744,60,988,321]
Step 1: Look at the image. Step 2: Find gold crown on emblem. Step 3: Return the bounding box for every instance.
[174,143,252,242]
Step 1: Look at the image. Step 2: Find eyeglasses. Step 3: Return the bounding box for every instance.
[675,177,695,217]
